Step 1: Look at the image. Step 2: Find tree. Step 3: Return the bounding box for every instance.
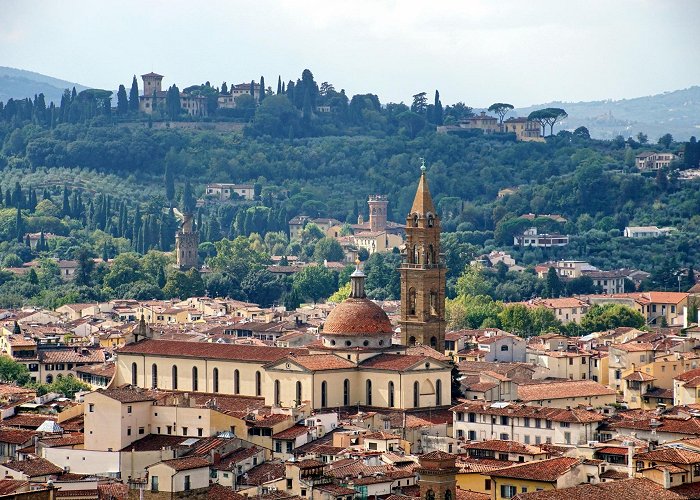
[573,126,590,140]
[259,76,265,103]
[46,375,91,398]
[163,268,204,299]
[74,248,95,287]
[116,85,128,115]
[181,180,196,214]
[277,75,282,95]
[15,206,23,243]
[636,132,648,145]
[292,265,336,303]
[165,85,181,119]
[580,304,645,333]
[411,92,428,114]
[240,269,283,306]
[0,356,30,385]
[129,75,139,112]
[313,237,345,263]
[658,133,673,149]
[544,267,562,298]
[487,103,514,125]
[433,90,443,125]
[164,161,175,202]
[528,108,568,136]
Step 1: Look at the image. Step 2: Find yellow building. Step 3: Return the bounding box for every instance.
[485,457,590,499]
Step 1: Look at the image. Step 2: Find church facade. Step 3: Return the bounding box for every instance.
[114,167,451,411]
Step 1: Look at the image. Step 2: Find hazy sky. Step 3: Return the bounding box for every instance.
[1,0,698,107]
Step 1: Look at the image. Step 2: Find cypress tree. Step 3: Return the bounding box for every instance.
[102,242,109,262]
[434,90,443,125]
[15,206,23,243]
[250,80,255,99]
[13,182,23,209]
[4,189,11,207]
[38,231,46,252]
[28,188,37,212]
[28,268,39,285]
[116,84,128,115]
[277,76,282,95]
[164,161,175,201]
[43,188,50,201]
[259,76,265,103]
[181,179,196,214]
[62,186,70,216]
[12,321,20,335]
[157,265,167,288]
[129,76,139,112]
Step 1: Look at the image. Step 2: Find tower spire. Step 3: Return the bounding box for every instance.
[410,160,436,215]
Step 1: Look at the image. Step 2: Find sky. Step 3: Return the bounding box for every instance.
[1,0,698,108]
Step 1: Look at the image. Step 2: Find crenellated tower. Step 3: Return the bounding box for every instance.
[399,161,447,351]
[175,212,199,270]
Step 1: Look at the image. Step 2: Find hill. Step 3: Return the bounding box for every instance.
[0,66,87,105]
[514,86,700,141]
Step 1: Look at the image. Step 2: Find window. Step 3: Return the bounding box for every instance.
[198,428,203,437]
[151,476,159,492]
[366,380,372,405]
[192,367,198,391]
[184,475,191,491]
[287,479,293,489]
[234,369,240,394]
[500,433,509,440]
[151,364,158,389]
[564,432,571,444]
[535,418,541,428]
[388,381,395,408]
[501,345,509,352]
[546,420,552,429]
[275,380,281,406]
[524,417,530,427]
[468,430,476,440]
[213,368,219,393]
[468,413,476,423]
[436,379,442,405]
[500,416,509,425]
[368,442,378,450]
[321,381,328,408]
[172,365,178,390]
[296,381,302,404]
[167,426,172,434]
[255,371,262,396]
[484,479,491,491]
[414,381,420,407]
[182,427,188,436]
[131,362,138,386]
[275,441,282,452]
[560,422,570,428]
[138,427,145,435]
[127,406,132,414]
[88,404,94,413]
[500,485,517,499]
[343,379,350,406]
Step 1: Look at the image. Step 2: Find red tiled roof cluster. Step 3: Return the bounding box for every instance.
[118,339,307,362]
[488,457,580,481]
[3,457,64,477]
[156,456,210,471]
[511,478,681,499]
[517,380,615,401]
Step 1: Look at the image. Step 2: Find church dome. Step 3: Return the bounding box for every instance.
[323,298,393,336]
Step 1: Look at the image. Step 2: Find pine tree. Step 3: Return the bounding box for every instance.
[259,76,265,103]
[116,84,128,115]
[129,76,139,112]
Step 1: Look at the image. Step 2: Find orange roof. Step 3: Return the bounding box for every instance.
[517,380,615,401]
[487,457,580,481]
[323,298,392,336]
[410,170,436,215]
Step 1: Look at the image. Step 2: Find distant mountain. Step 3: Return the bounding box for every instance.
[513,86,700,141]
[0,67,87,105]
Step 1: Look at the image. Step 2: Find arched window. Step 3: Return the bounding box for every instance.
[151,363,158,389]
[413,381,420,408]
[408,288,416,315]
[255,371,261,396]
[321,381,328,408]
[409,336,417,346]
[296,381,302,404]
[192,367,198,391]
[428,244,434,265]
[425,489,435,500]
[436,379,442,406]
[428,215,434,228]
[430,336,437,348]
[172,365,178,390]
[413,214,419,227]
[366,380,372,406]
[501,344,509,351]
[212,368,219,393]
[131,362,138,386]
[444,490,452,500]
[343,379,350,406]
[274,380,281,406]
[388,381,395,408]
[234,369,240,394]
[413,245,419,264]
[430,290,438,316]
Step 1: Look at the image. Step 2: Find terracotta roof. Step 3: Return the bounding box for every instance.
[455,490,489,500]
[512,478,681,499]
[451,401,604,424]
[272,425,309,440]
[624,371,656,382]
[2,457,63,477]
[610,341,654,352]
[97,386,158,403]
[323,298,393,336]
[420,450,456,461]
[598,468,629,479]
[315,484,356,496]
[487,457,580,481]
[406,344,451,362]
[360,353,435,372]
[240,462,286,485]
[456,457,518,473]
[96,483,129,499]
[283,354,355,371]
[156,456,210,471]
[595,446,629,456]
[215,447,262,470]
[39,348,105,364]
[38,433,84,447]
[517,380,615,401]
[1,414,57,429]
[364,431,400,440]
[74,363,115,378]
[118,339,306,362]
[0,427,36,445]
[119,434,187,452]
[534,298,587,309]
[0,479,29,495]
[613,416,700,435]
[635,447,700,464]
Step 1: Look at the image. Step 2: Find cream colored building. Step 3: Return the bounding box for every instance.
[115,267,451,411]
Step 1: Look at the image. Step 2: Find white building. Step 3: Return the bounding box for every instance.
[205,183,255,201]
[514,228,569,248]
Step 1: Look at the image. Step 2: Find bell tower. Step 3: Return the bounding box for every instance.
[399,161,446,351]
[175,213,199,270]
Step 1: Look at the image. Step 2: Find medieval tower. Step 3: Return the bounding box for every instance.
[368,194,389,232]
[175,212,199,270]
[399,162,447,351]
